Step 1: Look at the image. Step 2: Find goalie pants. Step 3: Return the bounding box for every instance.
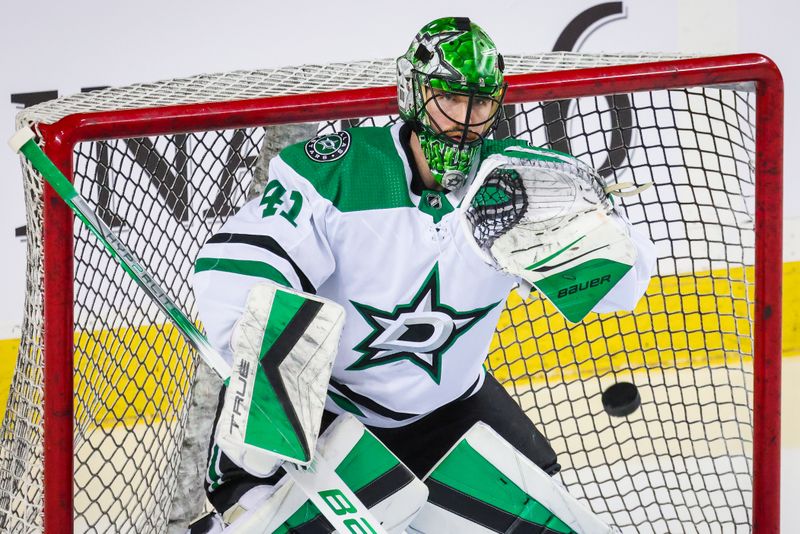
[204,374,559,514]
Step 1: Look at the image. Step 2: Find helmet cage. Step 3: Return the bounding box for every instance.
[411,71,508,152]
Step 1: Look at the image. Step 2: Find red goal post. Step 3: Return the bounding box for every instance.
[2,52,782,533]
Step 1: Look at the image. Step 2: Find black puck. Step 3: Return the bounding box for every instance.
[601,381,641,417]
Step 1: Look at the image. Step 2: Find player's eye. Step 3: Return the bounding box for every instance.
[434,92,458,102]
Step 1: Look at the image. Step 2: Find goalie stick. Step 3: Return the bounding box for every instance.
[9,127,388,534]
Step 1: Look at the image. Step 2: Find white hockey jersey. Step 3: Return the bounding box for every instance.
[192,122,655,428]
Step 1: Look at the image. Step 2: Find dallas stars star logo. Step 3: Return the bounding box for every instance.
[348,264,500,384]
[416,30,464,81]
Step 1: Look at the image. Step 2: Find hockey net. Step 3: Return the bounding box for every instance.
[2,53,782,533]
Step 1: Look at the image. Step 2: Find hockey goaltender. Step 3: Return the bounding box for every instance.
[187,16,654,534]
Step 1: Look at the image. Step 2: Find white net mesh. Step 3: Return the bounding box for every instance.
[2,52,768,533]
[17,53,692,129]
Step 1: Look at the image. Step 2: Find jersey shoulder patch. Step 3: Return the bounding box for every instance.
[481,138,578,164]
[278,127,414,213]
[304,132,352,162]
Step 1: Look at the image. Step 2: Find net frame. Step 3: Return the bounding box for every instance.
[6,52,782,533]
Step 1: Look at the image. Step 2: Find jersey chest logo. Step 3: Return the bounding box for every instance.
[347,264,499,384]
[304,132,351,162]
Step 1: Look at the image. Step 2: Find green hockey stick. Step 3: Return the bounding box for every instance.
[9,127,387,534]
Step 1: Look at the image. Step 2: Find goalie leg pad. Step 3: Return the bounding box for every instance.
[223,414,428,533]
[216,282,345,474]
[409,422,618,534]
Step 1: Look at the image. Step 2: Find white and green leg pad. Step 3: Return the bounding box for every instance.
[216,282,345,473]
[223,414,428,533]
[409,422,618,534]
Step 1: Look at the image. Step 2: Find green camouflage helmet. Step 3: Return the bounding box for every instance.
[397,17,506,190]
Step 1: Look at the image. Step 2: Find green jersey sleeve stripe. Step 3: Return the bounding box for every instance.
[194,257,291,286]
[328,378,417,421]
[328,390,365,417]
[207,232,316,293]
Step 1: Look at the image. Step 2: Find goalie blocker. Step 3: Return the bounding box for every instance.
[215,282,345,472]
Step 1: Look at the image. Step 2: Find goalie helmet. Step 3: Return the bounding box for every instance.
[397,17,507,191]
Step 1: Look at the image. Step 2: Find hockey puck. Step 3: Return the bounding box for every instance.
[601,381,641,417]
